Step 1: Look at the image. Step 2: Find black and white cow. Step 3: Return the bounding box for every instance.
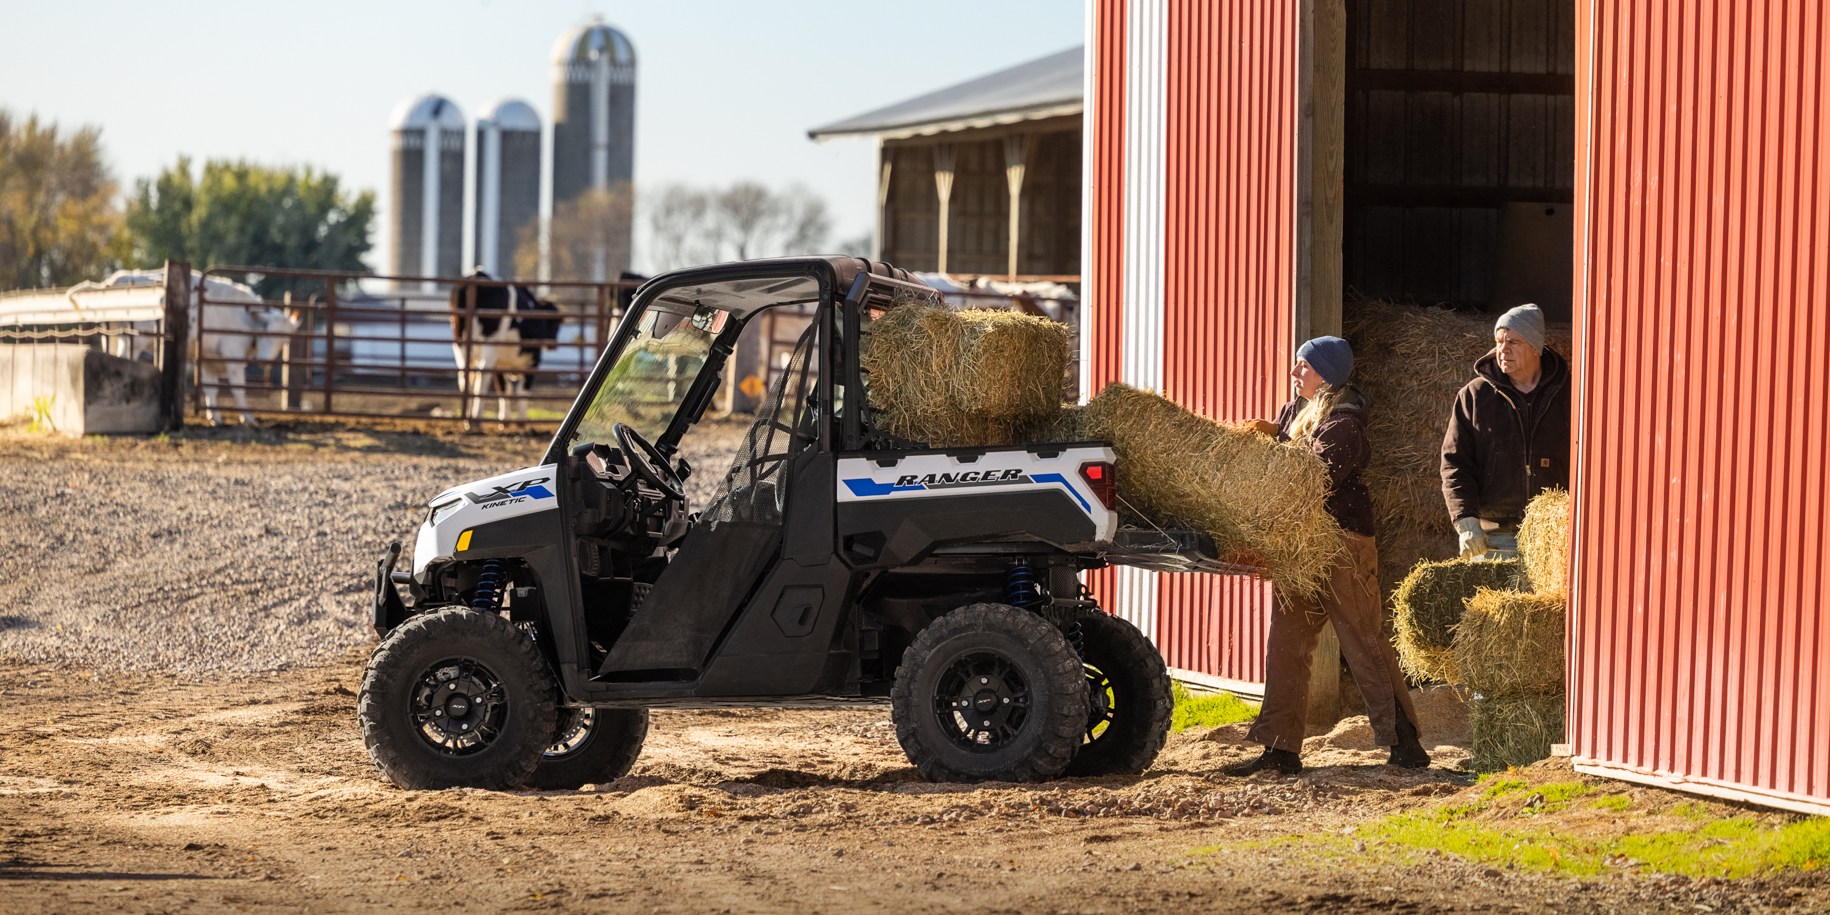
[450,269,561,424]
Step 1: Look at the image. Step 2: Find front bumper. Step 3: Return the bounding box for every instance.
[373,541,411,636]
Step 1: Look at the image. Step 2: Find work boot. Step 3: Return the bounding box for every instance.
[1387,737,1430,769]
[1221,747,1302,777]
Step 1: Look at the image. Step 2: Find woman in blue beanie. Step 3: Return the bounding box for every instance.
[1223,336,1429,776]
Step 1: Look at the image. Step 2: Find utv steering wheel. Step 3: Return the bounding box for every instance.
[613,422,685,501]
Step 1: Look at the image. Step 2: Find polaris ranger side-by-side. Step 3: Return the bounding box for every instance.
[362,257,1243,790]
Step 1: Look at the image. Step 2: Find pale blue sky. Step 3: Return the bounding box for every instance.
[0,0,1083,273]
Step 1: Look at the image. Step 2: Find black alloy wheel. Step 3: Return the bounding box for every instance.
[521,706,651,791]
[891,603,1088,782]
[1061,608,1175,777]
[359,607,559,790]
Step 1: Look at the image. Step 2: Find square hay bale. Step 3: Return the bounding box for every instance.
[1469,692,1565,772]
[1343,299,1574,603]
[1518,487,1571,595]
[1453,588,1567,699]
[861,302,1070,446]
[1391,557,1527,683]
[1075,383,1342,598]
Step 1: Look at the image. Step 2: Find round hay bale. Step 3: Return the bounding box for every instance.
[1518,487,1571,594]
[1469,692,1565,772]
[1078,383,1342,598]
[1452,588,1567,698]
[1391,557,1527,683]
[861,302,1069,447]
[1342,299,1574,603]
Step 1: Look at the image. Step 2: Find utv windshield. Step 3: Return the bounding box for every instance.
[569,302,729,451]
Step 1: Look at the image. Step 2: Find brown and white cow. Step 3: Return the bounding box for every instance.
[449,270,560,425]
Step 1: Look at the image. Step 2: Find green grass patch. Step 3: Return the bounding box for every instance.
[1365,783,1830,878]
[1170,683,1258,732]
[526,408,568,421]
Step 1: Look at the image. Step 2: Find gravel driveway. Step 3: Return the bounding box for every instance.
[0,420,745,673]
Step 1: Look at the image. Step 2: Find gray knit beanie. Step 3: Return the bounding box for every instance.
[1296,336,1354,386]
[1495,303,1547,351]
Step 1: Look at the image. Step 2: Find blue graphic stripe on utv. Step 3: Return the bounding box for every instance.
[843,478,926,497]
[1031,473,1090,512]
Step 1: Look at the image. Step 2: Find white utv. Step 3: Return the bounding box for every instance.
[362,257,1237,790]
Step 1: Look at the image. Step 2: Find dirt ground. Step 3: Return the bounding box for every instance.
[1,425,1825,913]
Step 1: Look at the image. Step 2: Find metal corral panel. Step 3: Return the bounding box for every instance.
[1571,0,1830,814]
[1084,0,1298,689]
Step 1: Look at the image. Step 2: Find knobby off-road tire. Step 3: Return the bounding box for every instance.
[1062,608,1174,777]
[522,707,650,790]
[892,603,1089,782]
[359,607,559,790]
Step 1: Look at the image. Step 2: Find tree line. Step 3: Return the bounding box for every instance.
[0,110,863,299]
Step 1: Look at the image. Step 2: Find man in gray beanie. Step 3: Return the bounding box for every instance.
[1439,303,1571,557]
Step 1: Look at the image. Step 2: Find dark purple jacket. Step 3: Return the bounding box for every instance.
[1276,385,1376,537]
[1439,346,1572,527]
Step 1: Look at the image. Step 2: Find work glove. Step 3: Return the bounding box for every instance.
[1455,517,1490,558]
[1246,419,1279,438]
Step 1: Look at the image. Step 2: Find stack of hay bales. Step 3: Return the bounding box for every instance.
[861,302,1070,447]
[1071,384,1342,599]
[1452,488,1572,770]
[1390,556,1526,682]
[1342,299,1575,602]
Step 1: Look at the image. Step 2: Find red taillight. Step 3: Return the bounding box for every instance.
[1078,461,1116,510]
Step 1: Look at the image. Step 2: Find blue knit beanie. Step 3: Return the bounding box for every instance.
[1296,336,1353,386]
[1495,303,1547,351]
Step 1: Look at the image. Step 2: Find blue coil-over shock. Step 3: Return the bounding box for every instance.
[1007,561,1085,658]
[470,559,506,612]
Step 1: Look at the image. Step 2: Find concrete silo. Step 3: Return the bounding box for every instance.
[473,99,542,279]
[389,94,466,289]
[550,19,636,278]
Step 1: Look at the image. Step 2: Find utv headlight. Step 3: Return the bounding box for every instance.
[427,498,463,526]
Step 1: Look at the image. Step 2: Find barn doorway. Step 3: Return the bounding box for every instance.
[1341,0,1577,319]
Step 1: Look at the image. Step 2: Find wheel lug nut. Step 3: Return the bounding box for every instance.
[980,678,988,684]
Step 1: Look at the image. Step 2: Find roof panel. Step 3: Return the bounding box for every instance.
[808,46,1084,140]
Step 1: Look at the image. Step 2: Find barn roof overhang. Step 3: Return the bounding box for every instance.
[807,46,1083,142]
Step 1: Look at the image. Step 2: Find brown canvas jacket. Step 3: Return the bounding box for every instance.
[1439,346,1572,527]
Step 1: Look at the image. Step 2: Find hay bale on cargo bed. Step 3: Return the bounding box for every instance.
[861,302,1070,447]
[1470,692,1565,772]
[1518,487,1571,595]
[1453,588,1567,698]
[1391,556,1527,683]
[1342,298,1575,603]
[1076,383,1342,598]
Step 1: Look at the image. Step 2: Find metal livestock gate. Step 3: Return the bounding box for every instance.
[3,263,1079,431]
[1569,0,1830,816]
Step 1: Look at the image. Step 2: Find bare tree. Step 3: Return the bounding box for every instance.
[520,183,634,282]
[646,184,711,270]
[639,181,833,271]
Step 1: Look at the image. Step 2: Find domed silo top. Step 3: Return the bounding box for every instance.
[390,94,466,131]
[551,19,636,69]
[481,98,541,132]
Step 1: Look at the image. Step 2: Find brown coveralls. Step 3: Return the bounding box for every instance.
[1245,389,1422,752]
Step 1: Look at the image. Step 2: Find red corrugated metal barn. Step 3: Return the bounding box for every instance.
[1084,0,1828,814]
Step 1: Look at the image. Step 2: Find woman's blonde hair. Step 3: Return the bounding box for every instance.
[1286,383,1345,443]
